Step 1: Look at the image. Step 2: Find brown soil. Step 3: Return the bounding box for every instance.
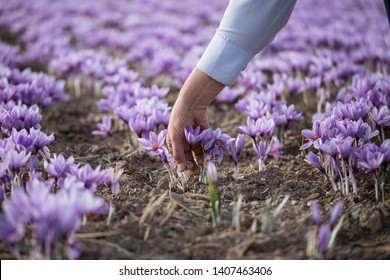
[1,89,389,260]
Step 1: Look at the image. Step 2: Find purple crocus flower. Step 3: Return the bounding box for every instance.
[256,118,276,138]
[300,121,323,150]
[238,117,260,140]
[380,139,390,164]
[305,151,325,174]
[137,130,167,156]
[268,139,283,158]
[207,161,217,183]
[44,154,76,179]
[128,115,147,138]
[201,128,234,163]
[29,128,55,151]
[5,149,31,174]
[102,167,123,194]
[70,164,107,191]
[70,188,108,215]
[317,224,331,253]
[335,136,354,160]
[279,104,303,124]
[229,134,245,173]
[310,202,322,225]
[319,139,339,158]
[184,126,202,146]
[350,101,370,121]
[369,106,390,128]
[253,140,268,161]
[2,104,42,131]
[0,187,30,244]
[336,119,361,138]
[354,143,384,172]
[10,128,36,152]
[92,115,112,136]
[356,123,379,143]
[57,175,85,192]
[330,201,343,226]
[65,238,82,260]
[235,134,245,157]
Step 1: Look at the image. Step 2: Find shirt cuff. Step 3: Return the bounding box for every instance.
[196,32,254,87]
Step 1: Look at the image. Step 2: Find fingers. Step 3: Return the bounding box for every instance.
[166,132,186,171]
[167,129,200,175]
[171,140,189,173]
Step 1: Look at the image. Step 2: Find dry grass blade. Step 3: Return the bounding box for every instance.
[74,229,124,239]
[139,190,168,225]
[160,200,177,226]
[169,192,203,217]
[82,239,134,257]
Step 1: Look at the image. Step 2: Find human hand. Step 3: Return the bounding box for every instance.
[166,68,225,174]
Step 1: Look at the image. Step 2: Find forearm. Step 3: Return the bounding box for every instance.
[175,68,225,112]
[197,0,297,86]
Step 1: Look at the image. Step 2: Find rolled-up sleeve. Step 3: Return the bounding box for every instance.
[197,0,296,86]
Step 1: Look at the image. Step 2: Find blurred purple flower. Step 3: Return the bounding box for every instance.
[44,154,76,179]
[2,104,42,131]
[268,139,283,158]
[29,128,55,151]
[238,117,260,140]
[207,161,217,183]
[10,128,35,152]
[330,201,343,226]
[369,106,390,127]
[70,164,106,191]
[310,202,322,225]
[317,224,331,253]
[279,104,303,124]
[103,167,123,194]
[5,149,31,173]
[354,143,384,172]
[356,123,379,143]
[380,139,390,165]
[92,116,112,136]
[0,187,29,244]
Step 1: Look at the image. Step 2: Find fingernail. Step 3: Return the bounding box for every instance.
[177,163,187,172]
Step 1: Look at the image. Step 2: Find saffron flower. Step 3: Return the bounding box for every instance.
[308,201,344,257]
[5,149,31,174]
[370,106,390,127]
[92,115,112,136]
[184,126,202,146]
[44,154,76,179]
[201,128,234,164]
[138,130,168,156]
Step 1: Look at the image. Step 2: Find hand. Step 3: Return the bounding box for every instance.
[166,68,225,174]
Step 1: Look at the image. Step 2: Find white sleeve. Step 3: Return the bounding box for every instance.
[196,0,296,86]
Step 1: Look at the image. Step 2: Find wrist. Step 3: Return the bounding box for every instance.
[176,68,225,111]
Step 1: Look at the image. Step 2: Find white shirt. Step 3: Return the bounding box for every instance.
[197,0,297,86]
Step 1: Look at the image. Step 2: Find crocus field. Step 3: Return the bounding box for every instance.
[0,0,389,260]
